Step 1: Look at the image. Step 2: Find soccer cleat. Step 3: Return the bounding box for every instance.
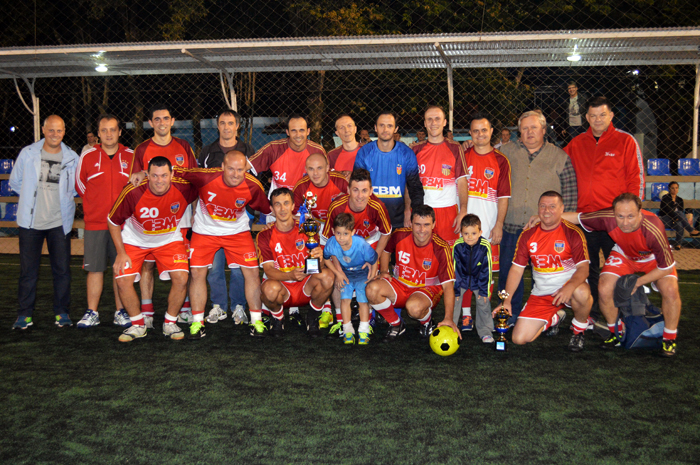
[119,325,147,342]
[319,311,334,329]
[382,321,406,343]
[163,322,185,341]
[358,332,370,345]
[233,305,248,325]
[12,316,33,330]
[482,335,495,344]
[343,332,356,345]
[188,321,206,339]
[261,314,271,329]
[113,309,132,328]
[419,319,436,338]
[249,320,267,338]
[327,321,344,338]
[77,309,100,328]
[206,305,227,324]
[307,310,321,338]
[288,312,303,328]
[661,340,676,357]
[544,310,566,337]
[144,316,154,330]
[55,314,73,328]
[568,333,585,352]
[600,333,621,350]
[461,315,473,332]
[269,318,284,338]
[177,311,193,324]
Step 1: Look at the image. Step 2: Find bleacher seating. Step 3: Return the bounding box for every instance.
[647,159,670,176]
[678,159,700,176]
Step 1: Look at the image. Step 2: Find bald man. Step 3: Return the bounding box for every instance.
[11,115,80,329]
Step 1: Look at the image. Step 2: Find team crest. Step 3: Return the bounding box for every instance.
[175,155,185,166]
[554,240,565,253]
[295,239,305,250]
[484,167,495,179]
[442,164,452,176]
[235,198,246,208]
[396,164,402,175]
[363,219,370,228]
[121,160,128,169]
[343,256,352,263]
[170,202,180,214]
[422,258,432,271]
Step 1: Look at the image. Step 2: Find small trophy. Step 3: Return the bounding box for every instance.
[299,191,321,274]
[494,290,510,352]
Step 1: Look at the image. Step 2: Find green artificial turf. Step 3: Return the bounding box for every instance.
[1,255,699,464]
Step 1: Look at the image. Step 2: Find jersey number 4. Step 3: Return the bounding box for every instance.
[274,243,283,253]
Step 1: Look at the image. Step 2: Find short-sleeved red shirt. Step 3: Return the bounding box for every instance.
[384,228,455,288]
[256,222,319,280]
[322,194,391,245]
[249,139,327,191]
[328,145,360,172]
[293,171,348,222]
[133,137,197,172]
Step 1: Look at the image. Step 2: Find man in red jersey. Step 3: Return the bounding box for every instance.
[411,105,468,246]
[256,188,335,338]
[75,114,135,328]
[366,205,457,342]
[560,193,679,357]
[108,157,198,343]
[173,151,272,339]
[328,114,361,180]
[499,191,592,352]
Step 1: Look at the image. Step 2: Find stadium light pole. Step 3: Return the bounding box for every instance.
[693,63,699,159]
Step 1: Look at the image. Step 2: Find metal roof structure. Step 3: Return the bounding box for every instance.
[1,27,699,79]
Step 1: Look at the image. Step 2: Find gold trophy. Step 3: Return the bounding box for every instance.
[299,191,321,274]
[494,290,510,352]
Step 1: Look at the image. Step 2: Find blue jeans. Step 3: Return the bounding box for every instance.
[18,226,71,317]
[498,228,524,324]
[207,248,245,310]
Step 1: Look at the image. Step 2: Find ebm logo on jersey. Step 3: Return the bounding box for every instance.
[484,167,495,179]
[295,239,305,250]
[175,155,185,166]
[173,254,188,264]
[235,198,246,208]
[442,164,452,176]
[244,252,257,261]
[554,240,565,253]
[422,258,432,271]
[396,164,402,175]
[170,202,180,214]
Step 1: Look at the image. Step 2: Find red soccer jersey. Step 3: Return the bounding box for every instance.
[249,139,327,191]
[256,222,319,279]
[133,137,198,173]
[322,194,392,245]
[514,220,589,296]
[579,209,674,269]
[385,228,455,287]
[293,171,348,222]
[108,179,198,248]
[328,145,360,172]
[465,147,512,240]
[174,168,271,236]
[76,143,135,230]
[411,139,466,208]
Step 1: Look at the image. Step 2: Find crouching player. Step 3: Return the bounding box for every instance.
[366,205,458,342]
[256,188,335,337]
[323,213,378,345]
[108,156,198,342]
[497,191,592,352]
[453,214,495,343]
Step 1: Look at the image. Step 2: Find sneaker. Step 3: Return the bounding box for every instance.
[482,335,495,344]
[544,310,566,337]
[461,315,473,332]
[270,318,284,338]
[233,305,248,325]
[343,332,355,345]
[249,320,267,338]
[55,314,73,328]
[119,325,147,342]
[288,312,303,328]
[661,339,676,357]
[113,309,132,328]
[306,310,321,338]
[188,321,206,339]
[328,321,345,338]
[319,311,334,329]
[358,332,370,345]
[12,316,33,330]
[77,309,100,328]
[382,321,406,343]
[206,305,227,324]
[144,316,154,330]
[600,333,621,350]
[568,333,585,352]
[177,311,193,324]
[419,319,436,338]
[262,314,271,329]
[163,322,185,341]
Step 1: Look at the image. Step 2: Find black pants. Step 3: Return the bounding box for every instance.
[583,229,615,317]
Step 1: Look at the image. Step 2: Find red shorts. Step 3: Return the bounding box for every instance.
[491,243,500,273]
[384,278,443,308]
[433,205,459,245]
[189,232,259,269]
[144,228,189,263]
[263,276,313,307]
[601,251,678,279]
[119,242,189,282]
[520,294,565,323]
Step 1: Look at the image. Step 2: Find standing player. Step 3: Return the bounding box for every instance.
[411,105,468,245]
[108,157,198,342]
[328,114,361,180]
[174,151,271,338]
[365,205,457,341]
[75,114,134,328]
[256,188,335,338]
[500,191,592,352]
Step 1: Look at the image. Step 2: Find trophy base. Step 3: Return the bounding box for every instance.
[304,257,320,274]
[495,340,507,352]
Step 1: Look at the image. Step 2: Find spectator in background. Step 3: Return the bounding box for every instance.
[415,129,427,143]
[562,81,588,142]
[634,92,658,165]
[359,129,372,144]
[494,128,511,149]
[446,130,454,140]
[82,131,98,154]
[660,181,699,250]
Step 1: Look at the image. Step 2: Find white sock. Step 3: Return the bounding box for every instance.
[289,307,300,314]
[358,321,371,334]
[343,322,355,334]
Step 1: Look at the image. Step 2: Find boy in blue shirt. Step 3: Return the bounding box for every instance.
[323,213,378,345]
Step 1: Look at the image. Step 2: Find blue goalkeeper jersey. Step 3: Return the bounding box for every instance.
[323,235,378,281]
